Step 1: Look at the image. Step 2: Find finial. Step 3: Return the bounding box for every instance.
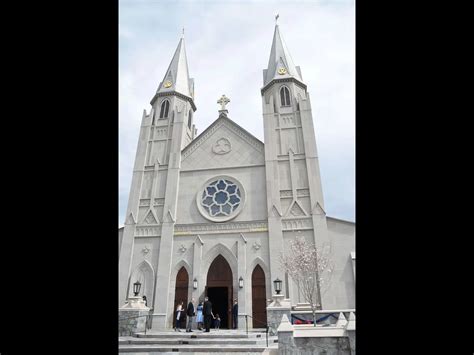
[217,94,230,115]
[181,27,185,38]
[275,13,279,24]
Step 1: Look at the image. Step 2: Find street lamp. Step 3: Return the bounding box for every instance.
[239,276,244,288]
[133,280,142,296]
[193,278,198,289]
[273,278,282,295]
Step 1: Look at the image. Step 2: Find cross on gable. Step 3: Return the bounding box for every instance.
[217,94,230,111]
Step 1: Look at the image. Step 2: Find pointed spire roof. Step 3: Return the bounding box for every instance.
[156,36,194,101]
[262,24,304,90]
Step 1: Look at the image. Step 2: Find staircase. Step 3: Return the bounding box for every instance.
[118,330,279,354]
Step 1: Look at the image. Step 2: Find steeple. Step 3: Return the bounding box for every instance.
[151,36,196,110]
[262,24,304,91]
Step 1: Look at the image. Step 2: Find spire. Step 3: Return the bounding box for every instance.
[263,23,303,88]
[156,36,194,101]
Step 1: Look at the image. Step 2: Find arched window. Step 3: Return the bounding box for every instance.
[159,99,170,119]
[188,110,192,129]
[280,86,291,107]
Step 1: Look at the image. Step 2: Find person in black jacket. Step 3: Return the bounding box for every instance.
[186,298,195,332]
[232,299,238,329]
[203,297,214,332]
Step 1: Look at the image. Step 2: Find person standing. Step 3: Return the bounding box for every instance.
[196,301,204,330]
[232,299,238,329]
[175,301,183,332]
[203,297,213,332]
[186,298,195,332]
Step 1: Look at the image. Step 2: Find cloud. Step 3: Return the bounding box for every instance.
[119,0,355,226]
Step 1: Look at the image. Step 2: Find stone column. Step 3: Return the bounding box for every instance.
[346,312,356,355]
[237,235,247,329]
[119,297,150,335]
[267,294,291,336]
[277,314,295,355]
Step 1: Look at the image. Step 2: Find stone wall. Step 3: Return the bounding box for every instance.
[119,309,149,336]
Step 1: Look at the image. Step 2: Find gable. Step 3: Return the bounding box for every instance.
[181,118,265,171]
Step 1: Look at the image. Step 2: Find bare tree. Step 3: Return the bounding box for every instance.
[279,236,334,326]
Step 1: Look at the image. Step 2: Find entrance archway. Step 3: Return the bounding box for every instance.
[252,264,267,328]
[206,254,233,329]
[174,266,188,329]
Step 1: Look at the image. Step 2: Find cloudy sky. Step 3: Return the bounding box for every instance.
[119,0,355,227]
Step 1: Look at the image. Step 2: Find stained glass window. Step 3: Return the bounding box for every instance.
[200,179,241,217]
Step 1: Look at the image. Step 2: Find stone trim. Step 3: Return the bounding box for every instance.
[174,221,268,235]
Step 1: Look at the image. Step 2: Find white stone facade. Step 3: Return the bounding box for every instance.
[119,25,355,330]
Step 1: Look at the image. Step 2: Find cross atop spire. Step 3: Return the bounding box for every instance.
[275,13,279,24]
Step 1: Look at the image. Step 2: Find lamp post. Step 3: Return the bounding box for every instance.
[239,276,244,288]
[133,281,142,297]
[193,278,198,290]
[273,278,282,295]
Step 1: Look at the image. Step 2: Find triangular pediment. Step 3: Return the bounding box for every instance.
[286,200,308,217]
[181,116,264,171]
[142,209,159,225]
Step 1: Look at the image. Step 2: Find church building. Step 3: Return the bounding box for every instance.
[119,23,355,331]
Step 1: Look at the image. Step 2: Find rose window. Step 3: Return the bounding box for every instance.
[197,177,245,222]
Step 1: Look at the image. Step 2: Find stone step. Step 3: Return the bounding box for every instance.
[135,332,263,339]
[118,344,276,353]
[119,338,262,345]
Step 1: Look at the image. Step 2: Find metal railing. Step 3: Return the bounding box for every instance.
[243,314,270,348]
[119,313,153,337]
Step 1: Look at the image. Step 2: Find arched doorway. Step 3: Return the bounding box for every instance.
[173,266,189,329]
[252,264,267,328]
[206,254,233,329]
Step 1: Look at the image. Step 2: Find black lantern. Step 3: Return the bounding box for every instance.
[239,276,244,288]
[273,278,282,295]
[133,280,142,296]
[193,278,198,289]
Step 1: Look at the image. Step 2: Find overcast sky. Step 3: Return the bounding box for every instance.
[119,0,355,227]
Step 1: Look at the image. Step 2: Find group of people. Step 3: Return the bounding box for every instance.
[174,298,238,332]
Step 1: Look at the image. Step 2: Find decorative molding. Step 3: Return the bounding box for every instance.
[139,199,151,207]
[141,246,151,255]
[270,204,282,217]
[311,202,326,216]
[252,241,261,250]
[165,209,176,223]
[178,244,187,253]
[280,190,293,198]
[194,234,204,246]
[297,189,310,197]
[142,209,159,225]
[212,137,232,155]
[125,212,137,225]
[174,221,268,235]
[135,226,161,237]
[282,218,313,231]
[288,201,307,217]
[239,233,247,244]
[154,198,165,206]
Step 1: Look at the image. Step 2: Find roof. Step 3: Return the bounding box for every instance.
[156,37,194,100]
[263,24,303,88]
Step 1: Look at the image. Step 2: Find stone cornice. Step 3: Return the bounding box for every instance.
[174,221,268,235]
[261,77,307,95]
[150,91,197,111]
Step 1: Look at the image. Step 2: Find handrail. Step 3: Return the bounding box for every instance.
[119,313,153,336]
[243,314,269,348]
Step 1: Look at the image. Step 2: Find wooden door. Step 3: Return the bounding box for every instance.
[252,265,267,328]
[174,267,189,328]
